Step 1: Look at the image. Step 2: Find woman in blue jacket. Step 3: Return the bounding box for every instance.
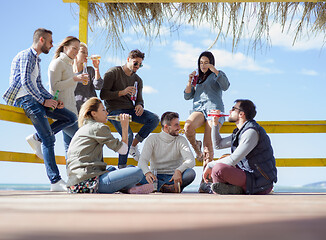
[184,51,230,168]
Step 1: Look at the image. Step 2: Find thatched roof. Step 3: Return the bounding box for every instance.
[82,2,326,51]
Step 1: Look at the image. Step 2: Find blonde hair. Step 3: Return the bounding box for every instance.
[54,36,80,59]
[80,42,88,48]
[73,42,88,72]
[78,97,103,127]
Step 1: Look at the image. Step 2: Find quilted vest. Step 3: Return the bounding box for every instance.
[231,120,277,194]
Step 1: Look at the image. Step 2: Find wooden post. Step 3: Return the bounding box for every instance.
[79,0,89,44]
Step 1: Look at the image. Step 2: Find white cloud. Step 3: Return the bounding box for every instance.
[211,49,271,73]
[178,6,325,52]
[105,56,124,66]
[143,85,158,94]
[171,41,272,73]
[269,23,325,51]
[68,25,79,33]
[300,68,318,76]
[171,41,201,69]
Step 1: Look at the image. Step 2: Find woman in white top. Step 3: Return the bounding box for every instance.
[48,36,89,156]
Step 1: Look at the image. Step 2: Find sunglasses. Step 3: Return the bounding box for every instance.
[133,62,143,68]
[231,106,243,112]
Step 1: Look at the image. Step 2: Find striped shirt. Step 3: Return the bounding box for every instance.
[2,47,52,106]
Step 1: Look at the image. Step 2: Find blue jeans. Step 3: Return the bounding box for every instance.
[62,121,79,158]
[98,166,143,193]
[108,109,159,166]
[16,95,77,184]
[139,168,196,192]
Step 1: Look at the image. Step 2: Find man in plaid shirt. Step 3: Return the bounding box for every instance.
[3,28,77,192]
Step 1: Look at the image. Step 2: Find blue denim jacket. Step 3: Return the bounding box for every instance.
[184,71,230,118]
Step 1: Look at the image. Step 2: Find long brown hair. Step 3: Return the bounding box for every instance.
[54,36,80,59]
[78,97,103,127]
[197,51,215,84]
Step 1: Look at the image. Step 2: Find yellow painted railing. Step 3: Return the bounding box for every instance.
[1,103,326,167]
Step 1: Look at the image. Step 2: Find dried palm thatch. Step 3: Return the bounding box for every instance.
[82,2,326,52]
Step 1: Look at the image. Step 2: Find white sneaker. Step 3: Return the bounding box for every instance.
[26,134,43,159]
[50,179,67,192]
[129,145,140,161]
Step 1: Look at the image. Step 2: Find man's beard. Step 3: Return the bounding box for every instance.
[41,44,50,54]
[127,64,137,74]
[228,116,237,123]
[168,130,179,137]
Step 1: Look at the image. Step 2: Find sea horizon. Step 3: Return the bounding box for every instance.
[1,183,326,193]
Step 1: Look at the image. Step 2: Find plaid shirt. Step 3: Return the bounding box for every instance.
[3,47,52,106]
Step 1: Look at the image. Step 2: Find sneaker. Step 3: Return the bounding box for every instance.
[50,179,67,192]
[198,182,213,194]
[128,183,154,194]
[118,164,127,169]
[26,134,43,159]
[160,183,181,193]
[129,145,140,161]
[211,182,244,195]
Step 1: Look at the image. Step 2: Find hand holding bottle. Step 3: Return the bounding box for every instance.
[48,90,59,111]
[188,70,197,86]
[43,99,58,109]
[87,55,101,60]
[74,73,89,85]
[56,100,64,109]
[119,113,130,129]
[131,82,138,101]
[107,115,132,122]
[120,86,136,97]
[208,110,229,117]
[210,109,222,126]
[119,113,130,145]
[82,62,89,85]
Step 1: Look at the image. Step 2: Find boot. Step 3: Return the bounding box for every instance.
[160,183,181,193]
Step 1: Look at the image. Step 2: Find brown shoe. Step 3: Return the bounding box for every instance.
[160,183,181,193]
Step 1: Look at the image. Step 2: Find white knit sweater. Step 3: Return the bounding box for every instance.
[48,52,78,115]
[138,131,195,175]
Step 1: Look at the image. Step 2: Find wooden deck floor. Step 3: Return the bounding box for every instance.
[1,191,326,240]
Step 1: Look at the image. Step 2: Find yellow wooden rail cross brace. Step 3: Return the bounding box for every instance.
[1,104,326,166]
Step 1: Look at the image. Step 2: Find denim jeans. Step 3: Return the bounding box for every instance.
[108,109,159,166]
[139,168,196,192]
[16,95,77,184]
[98,166,143,193]
[62,121,79,158]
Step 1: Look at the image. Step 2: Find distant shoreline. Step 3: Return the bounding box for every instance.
[1,184,326,193]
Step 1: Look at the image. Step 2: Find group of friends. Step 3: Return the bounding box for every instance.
[3,28,277,195]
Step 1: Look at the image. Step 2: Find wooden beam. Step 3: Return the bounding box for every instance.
[1,104,325,134]
[1,151,326,167]
[79,0,89,44]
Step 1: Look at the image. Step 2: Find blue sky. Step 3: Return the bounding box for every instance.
[0,0,325,188]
